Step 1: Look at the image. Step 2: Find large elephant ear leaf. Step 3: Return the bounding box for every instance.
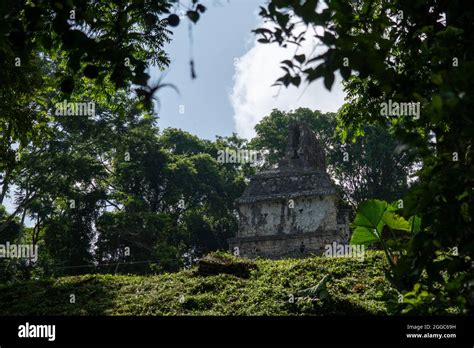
[382,211,411,232]
[350,226,380,245]
[352,199,387,229]
[350,199,388,246]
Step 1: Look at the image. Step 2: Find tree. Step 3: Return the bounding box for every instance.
[0,205,28,282]
[95,124,246,273]
[0,0,212,277]
[255,0,473,313]
[5,91,246,276]
[0,0,207,205]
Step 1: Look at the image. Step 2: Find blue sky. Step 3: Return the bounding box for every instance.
[151,0,261,140]
[152,0,346,140]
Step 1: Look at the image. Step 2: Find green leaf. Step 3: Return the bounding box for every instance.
[322,31,336,45]
[340,67,351,80]
[323,72,335,90]
[187,11,200,23]
[431,73,443,85]
[350,199,390,247]
[167,14,180,27]
[295,275,331,298]
[196,4,206,13]
[382,211,411,232]
[456,191,468,201]
[291,75,301,87]
[432,95,442,111]
[294,54,305,64]
[408,216,422,233]
[350,226,379,245]
[353,199,388,229]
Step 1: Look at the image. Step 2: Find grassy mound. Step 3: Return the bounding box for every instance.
[0,251,395,315]
[196,252,257,278]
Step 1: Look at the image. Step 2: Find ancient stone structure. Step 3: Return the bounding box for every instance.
[229,122,350,259]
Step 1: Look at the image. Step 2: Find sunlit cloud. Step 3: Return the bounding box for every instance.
[230,22,346,139]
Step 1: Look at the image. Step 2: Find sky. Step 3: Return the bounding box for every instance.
[152,0,346,140]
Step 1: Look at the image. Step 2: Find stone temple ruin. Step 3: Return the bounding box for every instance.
[229,122,350,259]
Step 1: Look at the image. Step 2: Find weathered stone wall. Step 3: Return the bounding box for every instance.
[237,195,338,238]
[229,229,346,259]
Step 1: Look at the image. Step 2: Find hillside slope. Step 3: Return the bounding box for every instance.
[0,252,394,315]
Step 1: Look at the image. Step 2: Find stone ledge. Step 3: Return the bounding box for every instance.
[248,169,328,180]
[236,188,336,203]
[229,230,339,244]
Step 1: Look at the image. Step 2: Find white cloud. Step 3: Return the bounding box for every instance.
[230,25,346,139]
